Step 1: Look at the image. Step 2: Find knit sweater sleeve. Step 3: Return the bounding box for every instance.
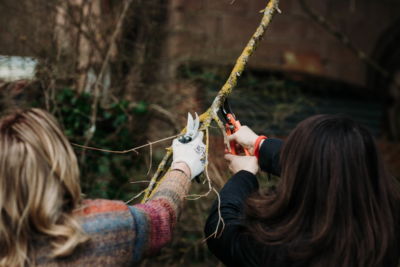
[128,169,191,262]
[54,169,191,266]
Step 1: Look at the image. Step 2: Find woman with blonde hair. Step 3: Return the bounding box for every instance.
[0,108,205,266]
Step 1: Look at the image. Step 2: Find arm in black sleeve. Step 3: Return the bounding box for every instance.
[205,170,261,266]
[258,138,283,176]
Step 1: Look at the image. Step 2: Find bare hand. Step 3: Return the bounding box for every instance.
[224,154,259,175]
[227,126,259,154]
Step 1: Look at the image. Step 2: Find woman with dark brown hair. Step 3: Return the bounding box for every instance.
[205,114,400,267]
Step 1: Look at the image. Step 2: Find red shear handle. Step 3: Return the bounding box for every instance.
[225,114,250,156]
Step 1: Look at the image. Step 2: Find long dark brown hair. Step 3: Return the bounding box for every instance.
[246,114,400,267]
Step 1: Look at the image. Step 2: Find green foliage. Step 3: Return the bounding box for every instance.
[54,88,147,200]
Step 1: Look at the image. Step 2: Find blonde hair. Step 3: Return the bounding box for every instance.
[0,108,88,266]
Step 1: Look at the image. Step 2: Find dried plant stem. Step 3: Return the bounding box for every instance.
[203,188,226,241]
[125,189,147,204]
[130,180,151,184]
[146,141,153,176]
[141,0,280,203]
[71,134,180,154]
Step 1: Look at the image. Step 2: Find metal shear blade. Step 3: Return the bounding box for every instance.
[179,112,200,143]
[220,98,236,123]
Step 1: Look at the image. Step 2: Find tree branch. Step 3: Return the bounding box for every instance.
[141,0,280,202]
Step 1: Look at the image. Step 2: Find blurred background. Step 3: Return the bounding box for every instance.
[0,0,399,265]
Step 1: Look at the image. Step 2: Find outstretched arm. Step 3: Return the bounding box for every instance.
[130,132,206,262]
[73,133,205,266]
[74,167,192,266]
[128,165,192,262]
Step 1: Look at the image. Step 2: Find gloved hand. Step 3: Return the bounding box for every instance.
[172,131,206,179]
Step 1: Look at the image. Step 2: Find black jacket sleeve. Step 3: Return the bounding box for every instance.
[258,138,283,176]
[204,138,284,266]
[205,170,262,267]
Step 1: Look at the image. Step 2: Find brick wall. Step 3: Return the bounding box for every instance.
[166,0,400,87]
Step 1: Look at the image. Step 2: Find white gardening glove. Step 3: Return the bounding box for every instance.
[172,131,206,179]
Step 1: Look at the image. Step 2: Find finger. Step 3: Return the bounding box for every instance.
[224,153,234,162]
[229,165,234,173]
[227,133,237,142]
[224,153,239,162]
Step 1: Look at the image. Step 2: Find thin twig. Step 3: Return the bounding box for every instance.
[146,141,153,176]
[125,189,147,204]
[148,103,180,132]
[130,180,151,184]
[203,187,226,241]
[212,187,225,238]
[71,134,180,154]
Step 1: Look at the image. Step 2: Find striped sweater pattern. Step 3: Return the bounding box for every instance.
[33,170,191,266]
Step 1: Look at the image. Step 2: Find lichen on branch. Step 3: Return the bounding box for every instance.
[141,0,280,203]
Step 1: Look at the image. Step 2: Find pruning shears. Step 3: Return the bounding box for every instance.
[220,99,250,156]
[178,112,200,143]
[178,112,203,183]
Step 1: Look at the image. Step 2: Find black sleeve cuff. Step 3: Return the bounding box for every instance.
[258,138,283,176]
